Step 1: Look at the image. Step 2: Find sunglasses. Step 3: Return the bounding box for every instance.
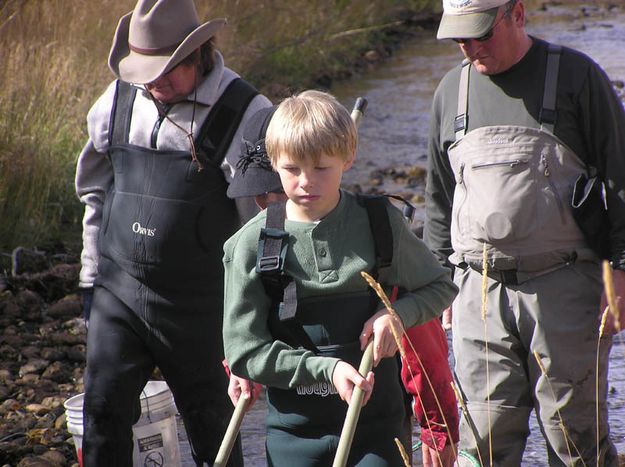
[452,9,511,45]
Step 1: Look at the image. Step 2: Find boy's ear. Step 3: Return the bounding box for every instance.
[343,152,356,171]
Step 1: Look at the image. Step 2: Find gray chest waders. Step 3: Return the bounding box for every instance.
[448,45,594,283]
[96,79,257,309]
[256,196,408,432]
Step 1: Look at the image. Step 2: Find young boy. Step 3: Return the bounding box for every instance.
[222,90,458,466]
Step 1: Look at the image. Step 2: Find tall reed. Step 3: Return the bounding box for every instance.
[480,243,493,466]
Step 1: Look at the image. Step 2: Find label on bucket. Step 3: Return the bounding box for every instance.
[138,433,164,452]
[133,417,181,466]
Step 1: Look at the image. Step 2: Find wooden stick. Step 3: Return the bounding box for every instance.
[213,393,250,467]
[332,340,374,467]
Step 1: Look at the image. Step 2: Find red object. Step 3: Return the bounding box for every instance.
[401,319,460,451]
[222,359,232,378]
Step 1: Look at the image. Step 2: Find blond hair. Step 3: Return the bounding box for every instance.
[265,90,357,166]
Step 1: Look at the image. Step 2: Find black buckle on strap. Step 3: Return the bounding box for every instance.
[258,255,281,272]
[256,228,289,274]
[454,113,467,133]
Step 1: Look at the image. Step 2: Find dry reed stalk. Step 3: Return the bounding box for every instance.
[602,260,622,334]
[596,305,610,465]
[480,243,493,467]
[360,271,405,359]
[360,271,457,465]
[533,351,581,467]
[451,382,485,467]
[394,437,411,467]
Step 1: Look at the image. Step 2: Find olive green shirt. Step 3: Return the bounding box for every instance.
[223,190,457,390]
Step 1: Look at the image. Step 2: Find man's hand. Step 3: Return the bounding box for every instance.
[331,361,374,406]
[227,374,263,408]
[600,267,625,335]
[422,443,457,467]
[359,309,402,366]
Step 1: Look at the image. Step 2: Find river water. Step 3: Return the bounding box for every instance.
[179,3,625,465]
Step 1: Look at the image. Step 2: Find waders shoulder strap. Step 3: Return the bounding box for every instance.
[539,44,562,134]
[195,78,259,168]
[454,59,471,142]
[454,46,562,139]
[109,80,137,147]
[109,78,258,166]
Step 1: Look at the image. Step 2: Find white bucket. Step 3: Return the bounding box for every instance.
[64,380,182,467]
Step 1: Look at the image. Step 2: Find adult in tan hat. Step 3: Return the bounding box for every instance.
[75,0,271,465]
[424,0,625,465]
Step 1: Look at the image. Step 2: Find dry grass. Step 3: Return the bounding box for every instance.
[0,0,436,253]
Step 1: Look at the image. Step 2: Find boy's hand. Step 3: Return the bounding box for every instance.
[422,443,457,467]
[360,309,402,366]
[227,374,263,408]
[332,361,374,405]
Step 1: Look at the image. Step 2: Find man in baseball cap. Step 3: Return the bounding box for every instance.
[425,0,623,465]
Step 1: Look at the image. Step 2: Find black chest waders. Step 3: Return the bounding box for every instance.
[257,196,413,466]
[96,78,257,304]
[84,79,257,467]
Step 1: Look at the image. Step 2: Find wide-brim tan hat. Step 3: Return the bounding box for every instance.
[108,0,226,84]
[437,0,508,40]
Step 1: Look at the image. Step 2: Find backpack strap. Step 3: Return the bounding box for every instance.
[539,44,562,134]
[194,78,258,168]
[358,195,394,284]
[256,201,319,353]
[109,80,137,147]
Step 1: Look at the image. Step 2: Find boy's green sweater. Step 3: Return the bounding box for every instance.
[222,190,458,389]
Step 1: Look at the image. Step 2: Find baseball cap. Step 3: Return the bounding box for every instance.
[437,0,509,40]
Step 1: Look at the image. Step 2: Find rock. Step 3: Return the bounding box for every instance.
[46,296,81,320]
[42,362,72,383]
[40,348,66,362]
[21,346,40,359]
[12,247,48,276]
[19,359,50,377]
[65,345,86,364]
[16,290,45,320]
[25,404,49,416]
[41,449,67,466]
[17,456,56,467]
